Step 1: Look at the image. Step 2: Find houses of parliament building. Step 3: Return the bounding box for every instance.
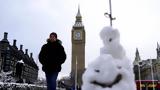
[0,32,38,83]
[133,43,160,81]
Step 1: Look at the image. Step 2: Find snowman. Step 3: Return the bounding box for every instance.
[100,26,134,71]
[82,26,136,90]
[82,54,136,90]
[99,26,125,59]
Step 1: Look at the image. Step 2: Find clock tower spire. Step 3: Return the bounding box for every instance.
[73,7,83,28]
[71,7,85,87]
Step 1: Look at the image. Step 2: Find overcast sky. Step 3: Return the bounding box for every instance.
[0,0,160,79]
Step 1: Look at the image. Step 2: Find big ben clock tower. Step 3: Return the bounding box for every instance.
[71,8,85,87]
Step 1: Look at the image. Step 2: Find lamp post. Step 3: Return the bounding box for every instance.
[75,56,78,90]
[149,59,155,90]
[104,0,116,27]
[138,62,142,90]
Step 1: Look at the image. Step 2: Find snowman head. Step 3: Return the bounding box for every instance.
[84,54,122,88]
[100,26,120,47]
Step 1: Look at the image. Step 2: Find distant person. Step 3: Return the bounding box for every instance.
[16,62,24,83]
[39,32,66,90]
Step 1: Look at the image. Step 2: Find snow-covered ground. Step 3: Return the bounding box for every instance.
[82,26,136,90]
[0,71,47,89]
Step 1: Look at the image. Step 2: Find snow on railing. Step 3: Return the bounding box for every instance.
[0,82,47,90]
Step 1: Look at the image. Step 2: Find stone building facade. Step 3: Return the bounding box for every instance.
[0,32,38,83]
[133,43,160,80]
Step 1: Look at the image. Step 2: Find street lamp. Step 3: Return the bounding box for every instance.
[104,0,116,27]
[75,56,78,90]
[148,59,155,90]
[137,61,142,90]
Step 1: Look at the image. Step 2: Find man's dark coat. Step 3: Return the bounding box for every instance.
[39,40,66,73]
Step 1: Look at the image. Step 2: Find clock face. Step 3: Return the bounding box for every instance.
[73,31,82,40]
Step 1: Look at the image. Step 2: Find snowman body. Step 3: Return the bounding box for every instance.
[82,54,136,90]
[82,26,136,90]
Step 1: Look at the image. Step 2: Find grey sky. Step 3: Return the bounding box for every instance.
[0,0,160,78]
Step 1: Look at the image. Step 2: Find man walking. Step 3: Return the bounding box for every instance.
[39,32,66,90]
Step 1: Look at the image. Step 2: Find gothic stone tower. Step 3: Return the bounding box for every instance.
[157,42,160,60]
[71,8,85,87]
[133,48,141,65]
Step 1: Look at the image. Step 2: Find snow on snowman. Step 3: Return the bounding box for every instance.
[82,26,136,90]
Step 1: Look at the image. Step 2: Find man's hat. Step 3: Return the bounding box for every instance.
[50,32,57,38]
